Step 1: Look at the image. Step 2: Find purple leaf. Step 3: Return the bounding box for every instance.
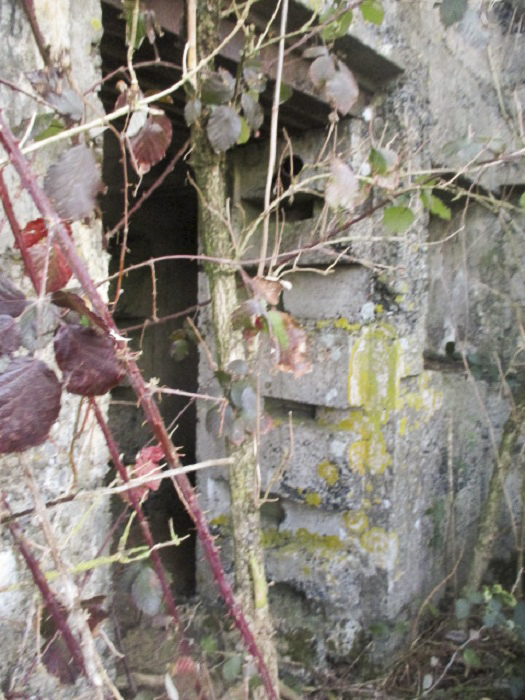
[0,357,61,453]
[0,315,21,355]
[207,106,242,153]
[42,636,81,685]
[325,158,358,212]
[0,274,27,317]
[27,68,83,122]
[309,55,359,115]
[54,324,126,396]
[128,113,172,175]
[323,61,359,115]
[44,145,103,220]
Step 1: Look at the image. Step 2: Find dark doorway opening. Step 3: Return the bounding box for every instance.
[99,2,197,596]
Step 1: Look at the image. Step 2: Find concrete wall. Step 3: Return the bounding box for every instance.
[0,1,111,696]
[196,0,525,666]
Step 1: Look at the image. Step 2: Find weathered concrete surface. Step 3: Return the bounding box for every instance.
[0,1,111,695]
[197,0,525,669]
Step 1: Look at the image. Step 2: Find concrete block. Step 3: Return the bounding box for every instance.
[282,266,371,321]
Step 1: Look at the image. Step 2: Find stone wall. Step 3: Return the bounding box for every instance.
[196,0,525,666]
[0,1,111,696]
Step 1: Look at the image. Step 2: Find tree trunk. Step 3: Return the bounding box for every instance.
[191,3,279,697]
[465,401,525,593]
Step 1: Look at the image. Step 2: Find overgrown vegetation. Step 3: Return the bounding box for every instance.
[1,0,525,698]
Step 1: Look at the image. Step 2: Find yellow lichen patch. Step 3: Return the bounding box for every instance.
[348,324,399,412]
[318,460,339,486]
[347,415,392,476]
[343,509,369,534]
[399,416,408,436]
[334,318,361,332]
[305,492,322,507]
[349,440,368,475]
[360,527,399,570]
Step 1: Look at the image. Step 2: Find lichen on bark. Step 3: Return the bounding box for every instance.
[190,2,279,697]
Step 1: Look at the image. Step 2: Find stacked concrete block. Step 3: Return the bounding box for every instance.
[194,0,525,669]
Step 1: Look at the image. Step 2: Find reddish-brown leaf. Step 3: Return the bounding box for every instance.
[0,357,61,452]
[54,324,126,396]
[123,444,164,503]
[250,276,287,306]
[51,290,109,332]
[25,240,73,293]
[17,219,74,292]
[266,310,312,378]
[128,113,172,175]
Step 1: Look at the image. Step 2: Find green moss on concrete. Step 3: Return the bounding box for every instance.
[284,627,317,665]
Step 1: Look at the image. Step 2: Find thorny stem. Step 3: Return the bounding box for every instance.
[0,492,88,681]
[0,112,277,700]
[0,170,41,290]
[89,398,181,626]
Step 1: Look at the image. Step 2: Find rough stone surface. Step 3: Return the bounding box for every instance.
[0,1,111,695]
[197,0,525,668]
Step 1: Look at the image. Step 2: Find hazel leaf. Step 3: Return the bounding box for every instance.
[201,69,235,105]
[207,105,242,153]
[128,113,173,175]
[241,92,264,131]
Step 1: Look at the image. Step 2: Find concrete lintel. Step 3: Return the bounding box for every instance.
[102,0,403,112]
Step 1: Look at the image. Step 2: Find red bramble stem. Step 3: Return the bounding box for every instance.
[0,112,277,700]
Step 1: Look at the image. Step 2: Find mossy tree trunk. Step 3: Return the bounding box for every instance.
[465,398,525,593]
[190,3,279,697]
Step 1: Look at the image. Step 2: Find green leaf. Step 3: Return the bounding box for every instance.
[361,0,384,25]
[169,338,190,362]
[321,9,353,41]
[383,206,415,234]
[279,83,293,104]
[519,192,525,210]
[439,0,468,28]
[455,598,471,620]
[222,654,242,683]
[35,120,66,142]
[237,116,251,145]
[422,193,451,220]
[369,147,398,175]
[463,648,481,668]
[200,635,219,654]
